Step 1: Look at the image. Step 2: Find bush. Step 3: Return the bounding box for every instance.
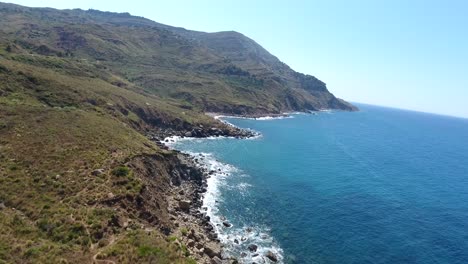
[137,245,162,257]
[112,166,130,177]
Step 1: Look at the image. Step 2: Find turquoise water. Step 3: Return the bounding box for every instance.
[170,104,468,263]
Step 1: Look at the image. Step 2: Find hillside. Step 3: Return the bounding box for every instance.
[0,2,356,114]
[0,2,356,263]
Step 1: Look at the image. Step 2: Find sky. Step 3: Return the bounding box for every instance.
[4,0,468,118]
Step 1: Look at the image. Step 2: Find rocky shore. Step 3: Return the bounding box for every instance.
[163,153,237,264]
[142,120,256,264]
[149,117,283,263]
[141,113,286,263]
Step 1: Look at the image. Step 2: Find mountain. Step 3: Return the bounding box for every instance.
[0,2,356,115]
[0,2,356,263]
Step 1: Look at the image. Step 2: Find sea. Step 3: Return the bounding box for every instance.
[166,103,468,264]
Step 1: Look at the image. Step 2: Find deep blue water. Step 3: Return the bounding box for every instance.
[171,104,468,263]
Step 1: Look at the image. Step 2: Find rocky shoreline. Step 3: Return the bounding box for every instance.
[146,114,284,263]
[164,153,227,264]
[144,119,256,264]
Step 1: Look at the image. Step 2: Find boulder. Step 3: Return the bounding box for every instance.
[184,131,192,137]
[187,239,195,247]
[178,200,191,212]
[204,246,221,258]
[265,251,278,262]
[91,169,104,176]
[223,221,232,228]
[248,244,258,252]
[211,256,223,264]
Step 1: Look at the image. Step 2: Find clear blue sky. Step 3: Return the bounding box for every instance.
[5,0,468,118]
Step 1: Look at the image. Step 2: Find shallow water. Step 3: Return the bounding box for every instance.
[169,104,468,264]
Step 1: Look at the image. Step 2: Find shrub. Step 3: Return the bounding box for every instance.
[112,166,130,177]
[137,245,162,257]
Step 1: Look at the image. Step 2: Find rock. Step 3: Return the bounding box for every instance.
[0,202,5,210]
[234,238,239,244]
[246,227,253,233]
[211,256,223,264]
[248,244,258,252]
[92,169,104,176]
[196,243,203,249]
[223,221,232,228]
[187,239,195,247]
[178,200,191,212]
[265,251,278,262]
[204,246,221,258]
[184,131,192,137]
[107,192,115,199]
[252,253,259,257]
[240,252,247,258]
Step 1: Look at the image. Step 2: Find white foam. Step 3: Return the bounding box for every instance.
[224,115,293,121]
[254,115,293,121]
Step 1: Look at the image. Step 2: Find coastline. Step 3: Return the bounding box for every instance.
[158,113,286,263]
[148,110,331,263]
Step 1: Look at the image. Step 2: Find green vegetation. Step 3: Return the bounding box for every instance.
[97,230,187,263]
[112,166,131,177]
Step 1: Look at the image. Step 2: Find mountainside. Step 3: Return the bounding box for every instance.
[0,2,356,114]
[0,2,356,263]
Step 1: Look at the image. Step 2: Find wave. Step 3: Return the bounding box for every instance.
[212,114,294,121]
